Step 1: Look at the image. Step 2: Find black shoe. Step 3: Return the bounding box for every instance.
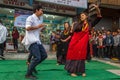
[0,56,5,60]
[33,69,38,74]
[25,74,37,79]
[2,58,5,60]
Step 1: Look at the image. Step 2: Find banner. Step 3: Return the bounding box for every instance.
[37,1,77,16]
[38,0,87,9]
[0,0,32,9]
[14,9,32,27]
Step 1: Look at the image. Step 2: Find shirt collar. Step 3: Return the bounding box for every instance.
[32,14,40,20]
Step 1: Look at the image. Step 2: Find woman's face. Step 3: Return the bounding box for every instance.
[14,27,17,30]
[93,31,96,35]
[80,13,87,21]
[64,23,69,29]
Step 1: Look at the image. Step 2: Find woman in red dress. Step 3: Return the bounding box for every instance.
[65,4,102,77]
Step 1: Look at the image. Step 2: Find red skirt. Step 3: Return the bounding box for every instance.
[66,31,89,60]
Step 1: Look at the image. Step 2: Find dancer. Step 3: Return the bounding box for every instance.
[22,4,47,79]
[65,4,102,77]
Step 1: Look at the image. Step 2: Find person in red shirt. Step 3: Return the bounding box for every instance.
[12,27,19,50]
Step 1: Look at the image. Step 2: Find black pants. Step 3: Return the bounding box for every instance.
[105,46,113,58]
[92,44,98,57]
[12,38,18,49]
[0,42,5,59]
[86,43,91,62]
[98,48,104,58]
[117,46,120,60]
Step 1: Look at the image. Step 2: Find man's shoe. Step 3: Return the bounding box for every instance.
[33,69,38,74]
[2,57,5,60]
[0,56,5,60]
[25,75,37,79]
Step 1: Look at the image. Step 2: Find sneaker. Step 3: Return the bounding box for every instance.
[0,56,5,60]
[2,57,5,60]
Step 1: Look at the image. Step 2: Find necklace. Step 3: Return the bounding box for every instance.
[64,30,69,35]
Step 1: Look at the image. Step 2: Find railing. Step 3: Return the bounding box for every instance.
[88,0,120,6]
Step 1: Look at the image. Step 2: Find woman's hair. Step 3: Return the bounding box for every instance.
[33,4,42,13]
[81,12,88,17]
[64,22,71,31]
[72,11,89,32]
[13,27,17,31]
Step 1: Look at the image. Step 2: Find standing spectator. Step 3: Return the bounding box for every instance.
[117,29,120,60]
[104,30,114,59]
[112,31,119,58]
[12,27,19,50]
[50,31,57,52]
[22,4,47,79]
[97,32,104,58]
[0,20,7,60]
[92,31,98,57]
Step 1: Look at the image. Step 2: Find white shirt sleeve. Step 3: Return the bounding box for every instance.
[0,26,7,43]
[25,16,33,28]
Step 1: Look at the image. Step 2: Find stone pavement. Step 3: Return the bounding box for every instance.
[2,51,56,60]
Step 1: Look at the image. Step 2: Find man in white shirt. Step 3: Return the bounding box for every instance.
[0,20,7,60]
[22,5,47,79]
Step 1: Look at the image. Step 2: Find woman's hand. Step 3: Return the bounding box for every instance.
[61,39,66,42]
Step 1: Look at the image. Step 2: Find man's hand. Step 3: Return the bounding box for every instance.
[91,4,99,8]
[37,23,46,28]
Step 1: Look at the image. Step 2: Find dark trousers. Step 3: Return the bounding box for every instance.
[12,38,18,49]
[27,53,32,63]
[26,43,47,75]
[0,42,5,59]
[112,46,118,58]
[117,46,120,60]
[86,43,91,62]
[105,46,113,58]
[92,44,98,57]
[98,48,104,58]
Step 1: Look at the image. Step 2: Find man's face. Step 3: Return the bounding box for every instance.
[36,9,43,16]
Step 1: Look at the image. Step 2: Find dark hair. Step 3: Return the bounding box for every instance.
[64,22,71,31]
[33,4,42,13]
[13,27,17,31]
[81,12,88,17]
[107,30,111,32]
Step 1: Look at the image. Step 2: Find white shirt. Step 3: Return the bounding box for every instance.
[0,23,7,43]
[22,14,43,50]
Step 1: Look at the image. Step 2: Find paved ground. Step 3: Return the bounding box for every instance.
[2,51,56,60]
